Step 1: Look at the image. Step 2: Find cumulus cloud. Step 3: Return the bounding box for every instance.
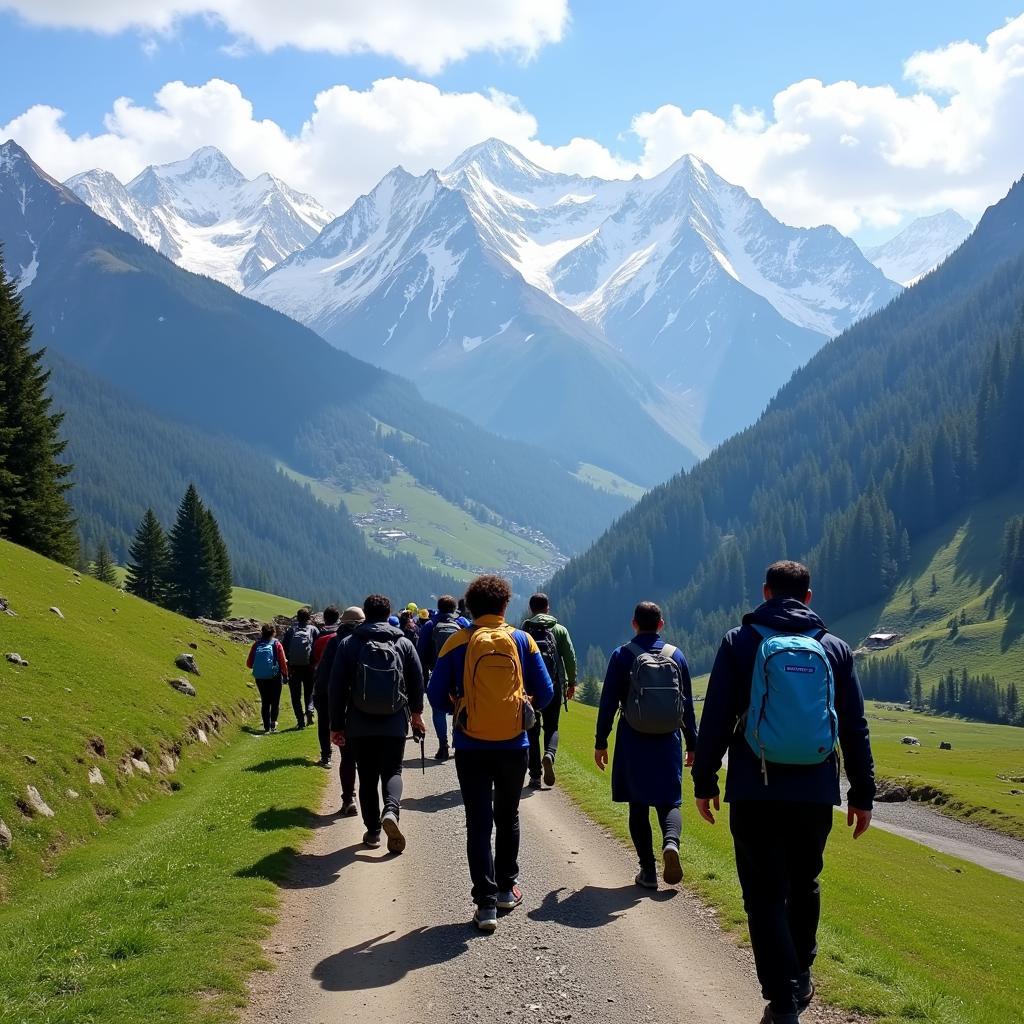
[0,0,568,74]
[3,14,1024,233]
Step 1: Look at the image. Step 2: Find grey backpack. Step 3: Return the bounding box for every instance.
[353,636,408,716]
[622,642,684,735]
[286,625,315,666]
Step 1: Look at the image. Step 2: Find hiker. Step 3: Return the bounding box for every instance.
[522,592,578,789]
[416,594,470,761]
[427,574,553,933]
[282,607,320,730]
[398,609,420,643]
[692,561,875,1024]
[594,601,697,890]
[311,606,363,816]
[247,623,288,733]
[329,594,425,853]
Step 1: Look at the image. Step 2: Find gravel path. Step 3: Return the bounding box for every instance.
[243,751,864,1024]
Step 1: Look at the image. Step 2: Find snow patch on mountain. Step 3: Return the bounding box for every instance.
[863,210,974,286]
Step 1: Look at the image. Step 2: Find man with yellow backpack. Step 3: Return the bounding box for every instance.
[427,574,553,933]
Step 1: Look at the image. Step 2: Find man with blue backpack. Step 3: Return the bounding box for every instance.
[692,561,875,1024]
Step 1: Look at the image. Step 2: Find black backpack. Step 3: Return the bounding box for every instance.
[353,635,408,716]
[623,642,684,735]
[524,621,562,688]
[432,614,462,662]
[286,624,315,666]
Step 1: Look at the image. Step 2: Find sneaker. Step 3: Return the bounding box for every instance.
[528,776,543,790]
[340,797,358,817]
[434,745,450,762]
[363,830,382,848]
[634,866,658,890]
[497,883,523,911]
[306,710,315,726]
[319,757,332,769]
[663,843,683,886]
[381,811,406,854]
[270,723,278,734]
[542,751,556,787]
[473,906,498,933]
[797,972,815,1010]
[296,720,305,730]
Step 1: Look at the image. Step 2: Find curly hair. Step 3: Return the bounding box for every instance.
[464,574,512,618]
[363,593,392,622]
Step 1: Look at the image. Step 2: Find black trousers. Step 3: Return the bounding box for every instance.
[255,676,282,730]
[730,800,834,1014]
[455,747,529,909]
[348,736,405,833]
[528,686,562,778]
[628,803,682,870]
[287,665,316,724]
[314,690,356,799]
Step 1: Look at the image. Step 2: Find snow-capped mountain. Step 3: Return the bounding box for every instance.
[862,210,974,286]
[248,138,899,446]
[66,147,333,290]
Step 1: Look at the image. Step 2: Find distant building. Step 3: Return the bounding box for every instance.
[864,632,901,650]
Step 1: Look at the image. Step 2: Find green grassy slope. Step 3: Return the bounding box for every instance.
[572,463,647,502]
[556,704,1024,1024]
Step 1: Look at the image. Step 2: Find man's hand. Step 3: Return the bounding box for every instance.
[847,805,872,839]
[410,712,426,736]
[566,686,576,701]
[695,795,720,825]
[594,747,609,771]
[685,750,695,768]
[331,730,345,749]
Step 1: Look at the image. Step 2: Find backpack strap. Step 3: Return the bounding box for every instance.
[625,640,646,659]
[661,643,678,659]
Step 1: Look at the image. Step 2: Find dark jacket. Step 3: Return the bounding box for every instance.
[416,612,469,672]
[313,623,356,705]
[595,633,698,807]
[328,621,424,739]
[691,598,875,809]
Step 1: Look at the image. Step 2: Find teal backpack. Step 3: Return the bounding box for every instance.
[743,625,838,782]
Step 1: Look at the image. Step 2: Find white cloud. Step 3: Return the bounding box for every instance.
[3,14,1024,235]
[0,0,569,74]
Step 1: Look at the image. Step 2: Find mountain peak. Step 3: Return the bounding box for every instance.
[149,145,244,182]
[863,209,974,285]
[442,137,548,182]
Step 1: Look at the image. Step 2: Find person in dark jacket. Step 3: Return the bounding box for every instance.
[417,594,470,761]
[329,594,425,853]
[282,607,320,730]
[595,601,698,890]
[692,560,875,1024]
[312,605,364,815]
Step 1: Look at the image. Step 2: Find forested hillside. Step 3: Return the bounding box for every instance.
[549,175,1024,671]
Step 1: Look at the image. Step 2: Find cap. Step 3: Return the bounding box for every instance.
[419,608,430,620]
[406,603,418,613]
[340,606,365,624]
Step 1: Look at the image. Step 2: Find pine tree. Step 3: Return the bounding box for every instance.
[578,674,603,707]
[91,539,118,585]
[201,505,233,619]
[126,508,170,605]
[912,673,923,709]
[0,249,77,563]
[167,484,212,618]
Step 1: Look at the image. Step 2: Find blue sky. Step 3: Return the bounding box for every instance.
[2,2,1023,241]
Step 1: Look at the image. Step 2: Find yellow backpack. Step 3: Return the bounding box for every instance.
[456,624,527,741]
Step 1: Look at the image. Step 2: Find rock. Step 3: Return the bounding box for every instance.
[168,677,197,697]
[175,653,201,676]
[121,759,134,777]
[130,757,151,775]
[6,652,27,666]
[900,736,921,746]
[877,783,910,803]
[195,728,209,745]
[0,818,12,848]
[160,752,178,774]
[25,785,55,817]
[20,715,32,722]
[0,596,16,617]
[939,741,952,750]
[1010,789,1023,796]
[24,754,37,765]
[189,641,198,650]
[88,766,105,786]
[66,789,80,800]
[49,607,64,619]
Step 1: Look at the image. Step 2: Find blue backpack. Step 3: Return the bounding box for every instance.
[252,640,280,680]
[743,625,838,781]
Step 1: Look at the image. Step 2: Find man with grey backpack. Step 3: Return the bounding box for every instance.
[594,601,698,890]
[329,594,425,854]
[282,607,320,730]
[692,561,875,1024]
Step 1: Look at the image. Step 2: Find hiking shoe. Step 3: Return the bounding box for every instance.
[434,745,450,762]
[542,752,556,787]
[797,972,815,1010]
[758,1007,799,1024]
[381,811,406,854]
[663,843,683,886]
[473,906,498,933]
[362,830,382,848]
[634,867,658,890]
[270,723,278,734]
[528,776,543,790]
[319,756,332,769]
[295,720,305,730]
[340,797,358,817]
[496,884,523,911]
[306,710,315,726]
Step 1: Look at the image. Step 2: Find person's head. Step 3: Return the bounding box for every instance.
[764,560,812,604]
[419,608,430,622]
[406,602,418,614]
[437,594,457,614]
[322,605,340,626]
[464,574,512,619]
[260,623,275,641]
[632,600,663,634]
[340,606,365,627]
[457,597,467,614]
[296,607,311,624]
[363,593,391,623]
[529,592,550,614]
[399,609,413,627]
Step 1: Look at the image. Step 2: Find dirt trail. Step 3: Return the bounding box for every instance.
[244,751,861,1024]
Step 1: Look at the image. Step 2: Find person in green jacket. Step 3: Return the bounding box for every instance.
[522,592,578,789]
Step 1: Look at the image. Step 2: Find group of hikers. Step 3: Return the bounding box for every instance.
[246,561,875,1024]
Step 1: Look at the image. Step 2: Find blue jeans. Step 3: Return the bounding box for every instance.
[432,707,450,747]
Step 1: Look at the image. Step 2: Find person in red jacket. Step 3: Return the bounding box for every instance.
[247,623,289,733]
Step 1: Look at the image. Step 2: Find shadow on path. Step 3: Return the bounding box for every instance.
[251,805,338,832]
[244,756,320,774]
[312,924,478,991]
[237,842,377,889]
[528,884,676,929]
[401,788,464,813]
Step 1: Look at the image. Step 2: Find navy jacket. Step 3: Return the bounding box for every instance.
[691,598,875,809]
[416,613,470,672]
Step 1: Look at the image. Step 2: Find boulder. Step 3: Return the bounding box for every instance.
[0,818,12,848]
[877,783,910,803]
[195,728,209,745]
[175,653,201,676]
[87,766,105,786]
[6,652,28,666]
[0,596,16,616]
[130,757,151,775]
[160,752,178,774]
[25,785,55,818]
[939,741,953,750]
[49,606,64,619]
[188,642,198,650]
[20,715,32,723]
[167,677,197,697]
[66,789,80,800]
[23,754,37,765]
[900,736,921,746]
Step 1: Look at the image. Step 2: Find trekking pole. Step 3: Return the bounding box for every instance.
[412,725,426,774]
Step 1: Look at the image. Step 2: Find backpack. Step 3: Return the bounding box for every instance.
[286,624,315,666]
[432,615,462,662]
[622,641,685,735]
[523,621,562,689]
[455,624,527,742]
[252,640,280,680]
[743,626,838,777]
[352,635,408,716]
